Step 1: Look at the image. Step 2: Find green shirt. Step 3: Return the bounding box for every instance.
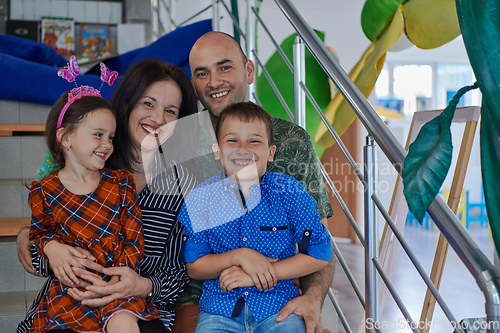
[176,110,334,306]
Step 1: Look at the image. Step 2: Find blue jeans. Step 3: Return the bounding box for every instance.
[194,304,306,333]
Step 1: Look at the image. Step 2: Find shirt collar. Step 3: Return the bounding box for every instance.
[219,172,269,193]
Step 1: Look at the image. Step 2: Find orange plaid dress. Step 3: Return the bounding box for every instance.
[27,169,159,333]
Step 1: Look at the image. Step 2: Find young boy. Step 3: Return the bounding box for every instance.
[177,102,331,333]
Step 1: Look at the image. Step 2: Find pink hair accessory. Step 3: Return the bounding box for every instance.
[57,55,81,84]
[100,63,118,86]
[55,56,118,142]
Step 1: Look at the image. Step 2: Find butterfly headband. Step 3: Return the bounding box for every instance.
[56,56,118,141]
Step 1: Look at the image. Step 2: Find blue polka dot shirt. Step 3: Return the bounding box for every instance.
[178,171,331,322]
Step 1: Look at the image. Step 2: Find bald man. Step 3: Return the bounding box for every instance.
[172,31,335,333]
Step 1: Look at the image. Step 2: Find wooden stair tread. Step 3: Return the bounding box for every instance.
[0,217,30,237]
[0,124,45,136]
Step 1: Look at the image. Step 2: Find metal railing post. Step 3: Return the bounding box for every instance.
[293,36,306,129]
[364,135,378,331]
[212,0,220,31]
[247,0,256,102]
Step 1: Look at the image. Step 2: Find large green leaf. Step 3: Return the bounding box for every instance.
[256,31,331,157]
[403,83,477,223]
[456,0,500,256]
[403,112,453,222]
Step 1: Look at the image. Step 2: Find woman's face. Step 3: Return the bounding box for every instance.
[129,80,182,151]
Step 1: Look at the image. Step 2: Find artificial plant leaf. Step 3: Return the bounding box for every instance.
[361,0,405,42]
[457,0,500,255]
[403,114,453,222]
[256,31,331,157]
[403,83,477,223]
[315,6,404,147]
[403,0,460,49]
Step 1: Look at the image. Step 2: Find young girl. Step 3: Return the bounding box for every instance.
[26,83,159,333]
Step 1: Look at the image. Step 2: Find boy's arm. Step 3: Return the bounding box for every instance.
[186,247,277,291]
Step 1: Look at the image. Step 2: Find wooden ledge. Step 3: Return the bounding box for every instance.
[0,124,45,136]
[0,217,30,237]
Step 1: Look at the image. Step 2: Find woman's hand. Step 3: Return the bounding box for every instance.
[219,266,255,292]
[235,248,278,291]
[44,240,96,287]
[79,266,152,307]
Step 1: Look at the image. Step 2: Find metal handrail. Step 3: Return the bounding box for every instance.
[273,0,500,329]
[154,0,500,331]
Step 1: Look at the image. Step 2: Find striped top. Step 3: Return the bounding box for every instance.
[17,157,197,333]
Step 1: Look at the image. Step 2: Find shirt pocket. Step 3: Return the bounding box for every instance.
[257,225,292,258]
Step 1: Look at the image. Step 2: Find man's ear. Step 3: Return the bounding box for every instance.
[267,145,277,162]
[212,143,221,160]
[245,59,255,85]
[191,78,198,98]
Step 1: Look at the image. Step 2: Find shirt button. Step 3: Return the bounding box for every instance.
[305,231,310,236]
[272,227,277,231]
[243,237,247,242]
[183,236,187,241]
[263,185,267,189]
[244,208,248,213]
[230,184,234,188]
[244,291,249,296]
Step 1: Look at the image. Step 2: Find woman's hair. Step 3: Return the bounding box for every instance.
[45,92,114,167]
[107,58,199,172]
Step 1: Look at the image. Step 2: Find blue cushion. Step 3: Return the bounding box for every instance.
[0,19,212,105]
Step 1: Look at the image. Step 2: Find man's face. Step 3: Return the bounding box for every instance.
[190,33,255,118]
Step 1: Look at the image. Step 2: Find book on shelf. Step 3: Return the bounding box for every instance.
[41,17,75,56]
[80,23,111,60]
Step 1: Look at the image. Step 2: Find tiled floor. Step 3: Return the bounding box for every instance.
[330,223,494,333]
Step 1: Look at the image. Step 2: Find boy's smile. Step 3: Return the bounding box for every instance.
[213,116,276,187]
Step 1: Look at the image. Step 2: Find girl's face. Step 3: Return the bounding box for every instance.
[129,80,182,151]
[61,108,116,172]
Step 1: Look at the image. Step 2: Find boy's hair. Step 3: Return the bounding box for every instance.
[216,102,273,145]
[46,92,114,167]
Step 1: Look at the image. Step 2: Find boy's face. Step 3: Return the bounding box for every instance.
[213,116,276,185]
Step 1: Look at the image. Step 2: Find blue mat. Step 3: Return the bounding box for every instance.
[0,19,212,105]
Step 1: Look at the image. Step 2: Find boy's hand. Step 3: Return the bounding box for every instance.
[44,240,96,287]
[219,266,254,291]
[235,248,278,291]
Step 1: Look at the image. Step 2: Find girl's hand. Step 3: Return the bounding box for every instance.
[67,271,118,305]
[44,240,96,287]
[219,266,255,292]
[236,248,278,291]
[80,266,151,307]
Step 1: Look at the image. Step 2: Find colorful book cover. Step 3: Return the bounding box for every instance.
[41,17,75,56]
[80,24,111,59]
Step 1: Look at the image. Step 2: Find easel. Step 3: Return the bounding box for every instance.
[356,107,480,333]
[371,107,480,332]
[417,106,480,333]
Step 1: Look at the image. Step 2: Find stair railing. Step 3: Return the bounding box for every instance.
[156,1,500,332]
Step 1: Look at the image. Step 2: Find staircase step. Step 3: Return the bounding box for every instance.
[0,290,40,333]
[0,100,50,125]
[0,180,31,219]
[0,136,47,180]
[0,218,30,237]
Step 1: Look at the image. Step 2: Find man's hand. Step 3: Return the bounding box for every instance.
[236,248,278,291]
[277,293,323,333]
[16,226,42,277]
[80,266,151,307]
[219,266,254,292]
[44,240,95,287]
